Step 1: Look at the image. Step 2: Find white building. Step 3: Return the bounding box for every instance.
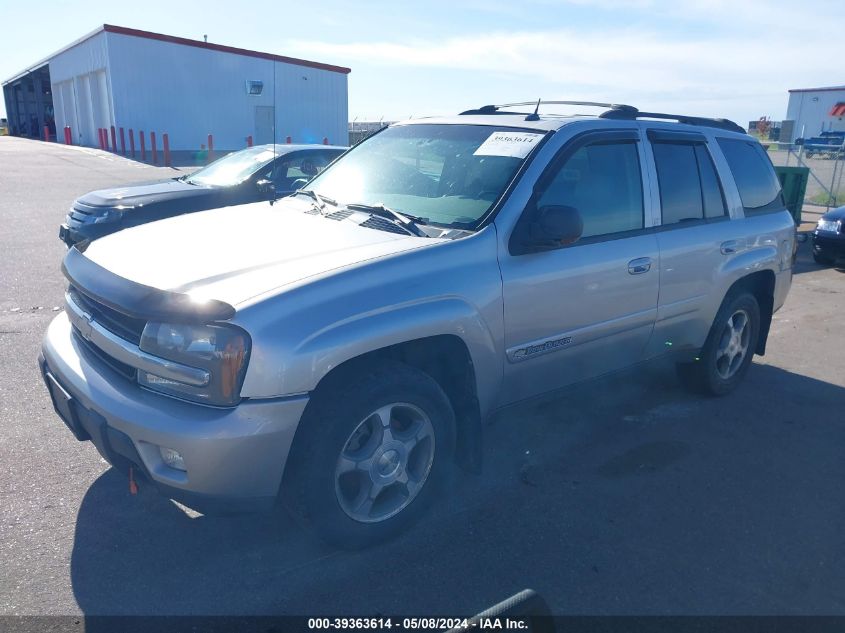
[2,24,350,150]
[785,85,845,142]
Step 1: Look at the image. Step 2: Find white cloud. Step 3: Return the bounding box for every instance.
[289,20,840,123]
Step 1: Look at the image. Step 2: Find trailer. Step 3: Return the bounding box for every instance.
[801,130,845,159]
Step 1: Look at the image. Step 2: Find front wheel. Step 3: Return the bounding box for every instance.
[677,291,760,396]
[282,361,455,549]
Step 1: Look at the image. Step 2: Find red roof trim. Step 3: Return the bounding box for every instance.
[102,24,351,75]
[788,86,845,93]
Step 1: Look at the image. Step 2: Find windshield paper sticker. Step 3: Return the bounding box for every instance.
[474,131,544,158]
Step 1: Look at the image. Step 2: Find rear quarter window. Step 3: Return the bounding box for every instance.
[717,138,783,214]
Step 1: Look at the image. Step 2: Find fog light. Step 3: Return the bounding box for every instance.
[159,446,186,471]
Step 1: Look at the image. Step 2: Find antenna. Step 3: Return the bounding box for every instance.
[525,98,541,121]
[270,56,277,205]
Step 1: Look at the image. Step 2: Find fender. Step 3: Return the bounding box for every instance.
[236,226,506,412]
[260,297,502,418]
[687,243,776,329]
[717,243,778,289]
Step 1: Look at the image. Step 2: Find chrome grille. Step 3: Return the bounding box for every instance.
[68,287,146,345]
[74,329,137,380]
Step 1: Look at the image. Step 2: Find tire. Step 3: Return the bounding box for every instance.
[282,361,455,549]
[813,251,836,266]
[677,291,760,396]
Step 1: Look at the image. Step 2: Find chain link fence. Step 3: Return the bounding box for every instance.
[766,141,845,212]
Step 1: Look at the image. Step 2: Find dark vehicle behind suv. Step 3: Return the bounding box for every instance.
[59,143,345,246]
[812,205,845,265]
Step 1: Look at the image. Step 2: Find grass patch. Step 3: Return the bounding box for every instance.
[809,191,845,206]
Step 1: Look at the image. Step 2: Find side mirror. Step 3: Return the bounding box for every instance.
[528,205,583,250]
[256,179,276,196]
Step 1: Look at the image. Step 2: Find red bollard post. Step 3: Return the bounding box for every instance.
[207,134,214,163]
[246,135,253,147]
[110,126,117,153]
[97,128,103,150]
[150,131,158,164]
[323,136,328,145]
[64,126,72,145]
[119,128,126,155]
[128,129,135,158]
[286,136,292,144]
[44,125,50,142]
[139,131,146,161]
[163,133,171,167]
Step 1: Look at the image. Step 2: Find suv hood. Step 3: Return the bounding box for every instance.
[821,205,845,221]
[75,179,213,208]
[80,197,439,307]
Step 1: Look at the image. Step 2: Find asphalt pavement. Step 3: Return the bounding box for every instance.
[1,135,844,617]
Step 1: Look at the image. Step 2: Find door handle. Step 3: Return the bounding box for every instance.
[628,257,652,275]
[720,239,744,254]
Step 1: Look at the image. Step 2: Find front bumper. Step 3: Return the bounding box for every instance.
[40,313,309,514]
[813,231,845,259]
[59,220,119,247]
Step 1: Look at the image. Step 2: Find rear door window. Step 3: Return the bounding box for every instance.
[652,140,728,225]
[652,143,703,224]
[695,145,728,219]
[716,138,783,214]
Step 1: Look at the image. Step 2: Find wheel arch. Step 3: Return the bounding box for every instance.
[292,334,484,478]
[725,269,776,355]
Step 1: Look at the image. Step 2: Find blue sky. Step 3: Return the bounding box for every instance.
[2,0,842,125]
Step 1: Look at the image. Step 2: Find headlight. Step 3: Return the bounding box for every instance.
[138,322,251,406]
[817,218,841,233]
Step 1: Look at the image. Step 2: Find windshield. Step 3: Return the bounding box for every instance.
[306,124,544,227]
[185,146,279,187]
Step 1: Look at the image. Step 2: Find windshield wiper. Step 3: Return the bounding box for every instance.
[294,189,336,215]
[345,202,429,237]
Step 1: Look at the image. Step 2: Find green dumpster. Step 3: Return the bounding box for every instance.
[774,166,809,225]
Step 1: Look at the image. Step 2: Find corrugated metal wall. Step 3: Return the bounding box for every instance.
[49,31,113,147]
[105,32,348,151]
[786,89,845,142]
[45,29,348,151]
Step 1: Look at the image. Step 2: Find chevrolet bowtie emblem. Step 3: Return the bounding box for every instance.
[76,311,94,341]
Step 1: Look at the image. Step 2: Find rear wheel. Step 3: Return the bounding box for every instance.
[677,291,760,396]
[282,361,455,549]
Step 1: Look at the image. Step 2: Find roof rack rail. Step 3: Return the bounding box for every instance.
[459,100,745,133]
[599,107,745,133]
[459,100,637,118]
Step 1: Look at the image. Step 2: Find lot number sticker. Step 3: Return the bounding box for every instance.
[474,131,544,158]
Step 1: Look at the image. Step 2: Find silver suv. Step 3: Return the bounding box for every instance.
[40,101,795,547]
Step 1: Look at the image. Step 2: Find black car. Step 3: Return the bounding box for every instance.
[812,205,845,265]
[59,144,345,246]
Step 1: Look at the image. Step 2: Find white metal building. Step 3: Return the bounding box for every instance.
[784,85,845,141]
[2,25,350,150]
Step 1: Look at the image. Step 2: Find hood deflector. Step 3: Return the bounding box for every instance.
[62,246,236,323]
